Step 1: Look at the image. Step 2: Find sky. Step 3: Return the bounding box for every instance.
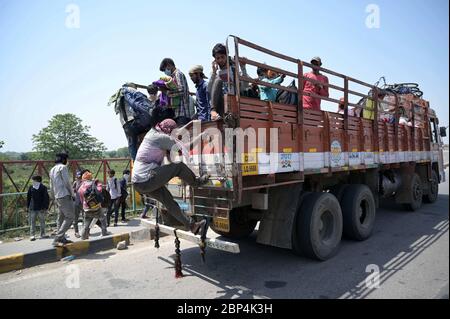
[0,0,448,152]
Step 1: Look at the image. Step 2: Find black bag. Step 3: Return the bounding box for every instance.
[83,181,104,211]
[276,80,298,105]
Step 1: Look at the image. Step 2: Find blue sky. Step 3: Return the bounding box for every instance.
[0,0,448,152]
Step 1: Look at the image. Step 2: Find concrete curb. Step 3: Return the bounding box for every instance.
[0,228,150,274]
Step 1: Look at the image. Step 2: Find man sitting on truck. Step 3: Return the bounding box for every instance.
[131,118,209,234]
[302,57,329,110]
[209,43,249,120]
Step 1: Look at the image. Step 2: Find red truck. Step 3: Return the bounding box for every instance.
[141,36,447,261]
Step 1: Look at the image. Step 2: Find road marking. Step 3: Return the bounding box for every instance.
[340,222,448,299]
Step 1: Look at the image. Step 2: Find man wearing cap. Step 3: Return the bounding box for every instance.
[189,65,211,122]
[302,57,329,110]
[49,152,75,246]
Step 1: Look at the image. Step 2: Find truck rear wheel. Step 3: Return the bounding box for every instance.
[292,192,343,261]
[341,184,376,241]
[329,184,349,202]
[423,170,439,204]
[211,207,257,239]
[403,173,423,211]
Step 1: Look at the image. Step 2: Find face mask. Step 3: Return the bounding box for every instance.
[123,174,130,181]
[164,68,172,76]
[32,181,40,190]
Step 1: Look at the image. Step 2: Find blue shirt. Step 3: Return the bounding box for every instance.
[258,76,284,102]
[195,80,211,121]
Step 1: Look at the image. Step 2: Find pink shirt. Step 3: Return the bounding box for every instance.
[302,72,329,111]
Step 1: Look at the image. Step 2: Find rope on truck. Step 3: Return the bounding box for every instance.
[199,218,209,263]
[173,229,183,278]
[154,205,160,249]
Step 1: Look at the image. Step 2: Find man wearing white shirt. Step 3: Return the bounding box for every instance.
[106,169,122,227]
[49,152,75,247]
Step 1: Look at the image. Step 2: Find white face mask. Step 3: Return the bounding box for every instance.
[123,174,130,181]
[32,181,40,190]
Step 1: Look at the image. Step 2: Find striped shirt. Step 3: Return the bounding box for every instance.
[170,69,191,119]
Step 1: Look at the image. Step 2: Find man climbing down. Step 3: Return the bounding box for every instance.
[132,118,209,234]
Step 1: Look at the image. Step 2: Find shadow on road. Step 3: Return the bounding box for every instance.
[157,194,449,299]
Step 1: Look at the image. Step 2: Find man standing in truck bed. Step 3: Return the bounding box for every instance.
[303,57,329,110]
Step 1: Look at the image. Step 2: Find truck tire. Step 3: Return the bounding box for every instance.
[341,184,376,241]
[211,207,257,239]
[423,170,439,204]
[292,192,343,261]
[403,173,423,211]
[329,184,349,202]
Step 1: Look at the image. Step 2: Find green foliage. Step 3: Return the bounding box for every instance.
[32,114,106,160]
[102,147,130,159]
[116,147,130,158]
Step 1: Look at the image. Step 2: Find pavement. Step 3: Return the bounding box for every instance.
[0,219,151,273]
[0,169,447,299]
[0,219,144,257]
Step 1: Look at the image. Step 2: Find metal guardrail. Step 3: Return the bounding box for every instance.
[0,158,143,231]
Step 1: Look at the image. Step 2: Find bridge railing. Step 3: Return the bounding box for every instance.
[0,158,142,231]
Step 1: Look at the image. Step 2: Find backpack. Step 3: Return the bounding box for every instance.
[276,80,298,106]
[83,181,104,211]
[122,88,153,133]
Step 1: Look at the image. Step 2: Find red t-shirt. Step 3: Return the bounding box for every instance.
[302,72,329,111]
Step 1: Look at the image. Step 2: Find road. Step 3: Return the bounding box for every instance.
[0,169,448,299]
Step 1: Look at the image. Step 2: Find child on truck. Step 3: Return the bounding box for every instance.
[257,67,286,102]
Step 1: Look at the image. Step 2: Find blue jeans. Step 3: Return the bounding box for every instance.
[107,198,122,225]
[123,121,142,161]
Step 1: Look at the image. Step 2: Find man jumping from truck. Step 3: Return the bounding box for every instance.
[131,118,209,234]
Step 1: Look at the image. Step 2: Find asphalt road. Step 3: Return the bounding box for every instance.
[0,169,448,299]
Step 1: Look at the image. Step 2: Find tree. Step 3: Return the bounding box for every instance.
[0,140,4,149]
[104,150,118,158]
[32,114,106,160]
[116,147,130,158]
